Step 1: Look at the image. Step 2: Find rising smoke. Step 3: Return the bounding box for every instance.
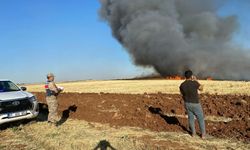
[99,0,250,80]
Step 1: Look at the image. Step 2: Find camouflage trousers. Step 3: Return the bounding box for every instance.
[46,96,59,123]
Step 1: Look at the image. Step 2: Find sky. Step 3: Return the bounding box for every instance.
[0,0,249,83]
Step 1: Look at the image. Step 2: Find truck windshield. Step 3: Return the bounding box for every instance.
[0,81,20,92]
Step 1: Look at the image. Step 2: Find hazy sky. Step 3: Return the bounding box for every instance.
[0,0,249,83]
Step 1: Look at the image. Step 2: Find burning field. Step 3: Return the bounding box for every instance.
[99,0,250,80]
[1,0,250,149]
[1,80,249,150]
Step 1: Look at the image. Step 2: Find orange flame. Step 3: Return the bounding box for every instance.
[166,75,183,80]
[165,75,213,80]
[206,77,213,80]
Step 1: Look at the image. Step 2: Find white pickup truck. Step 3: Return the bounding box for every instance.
[0,79,39,124]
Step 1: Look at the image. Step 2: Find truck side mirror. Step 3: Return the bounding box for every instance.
[21,87,27,91]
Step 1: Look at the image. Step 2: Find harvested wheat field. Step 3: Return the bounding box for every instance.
[26,80,250,95]
[1,80,250,150]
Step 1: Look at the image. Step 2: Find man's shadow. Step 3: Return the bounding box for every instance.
[36,103,49,122]
[56,105,77,126]
[94,140,116,150]
[148,106,189,134]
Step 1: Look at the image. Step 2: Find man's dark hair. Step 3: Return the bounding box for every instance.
[184,70,193,79]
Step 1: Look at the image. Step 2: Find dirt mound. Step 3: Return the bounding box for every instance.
[33,92,250,142]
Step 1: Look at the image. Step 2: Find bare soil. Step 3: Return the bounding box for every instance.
[34,92,250,142]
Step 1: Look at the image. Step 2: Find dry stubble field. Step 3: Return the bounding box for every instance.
[26,80,250,95]
[0,79,249,150]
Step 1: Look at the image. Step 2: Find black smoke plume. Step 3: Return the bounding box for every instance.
[99,0,250,80]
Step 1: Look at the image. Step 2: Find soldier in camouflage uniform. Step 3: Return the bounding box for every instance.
[45,73,63,125]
